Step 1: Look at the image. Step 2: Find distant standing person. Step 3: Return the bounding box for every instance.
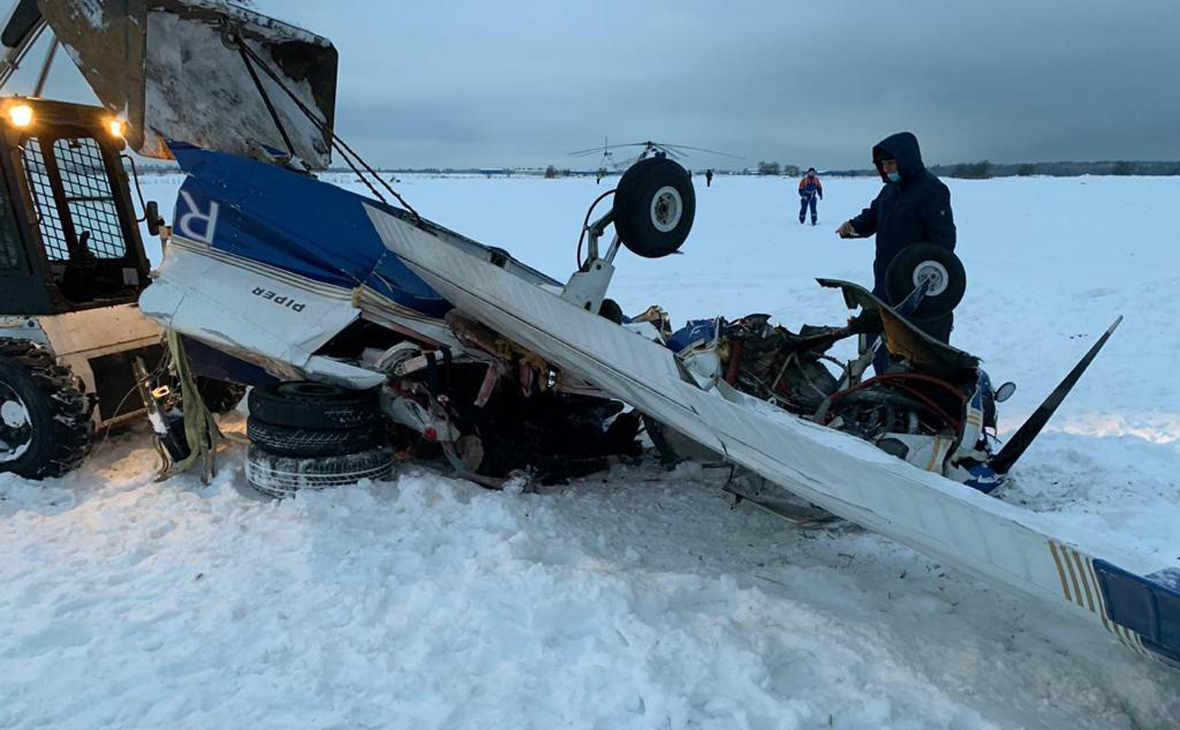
[836,131,957,343]
[798,167,822,225]
[705,169,714,187]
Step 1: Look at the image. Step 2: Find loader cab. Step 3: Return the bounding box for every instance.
[0,96,151,315]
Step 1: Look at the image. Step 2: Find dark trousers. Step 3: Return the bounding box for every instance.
[870,282,954,375]
[799,194,817,223]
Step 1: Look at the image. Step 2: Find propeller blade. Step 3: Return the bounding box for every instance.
[989,315,1123,474]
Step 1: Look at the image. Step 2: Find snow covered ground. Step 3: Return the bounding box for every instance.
[2,173,1178,729]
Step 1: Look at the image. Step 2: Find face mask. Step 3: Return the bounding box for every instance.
[886,171,901,183]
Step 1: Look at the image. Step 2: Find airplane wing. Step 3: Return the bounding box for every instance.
[365,202,1180,670]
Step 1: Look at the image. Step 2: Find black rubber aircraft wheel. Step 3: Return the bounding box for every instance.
[248,381,383,430]
[246,418,388,457]
[0,338,94,480]
[886,243,966,318]
[613,157,696,258]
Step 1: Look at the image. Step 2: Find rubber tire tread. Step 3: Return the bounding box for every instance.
[248,381,383,429]
[246,417,387,457]
[0,338,94,479]
[613,158,696,259]
[246,444,394,499]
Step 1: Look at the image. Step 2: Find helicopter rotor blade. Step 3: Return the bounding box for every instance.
[658,143,745,160]
[571,139,743,162]
[569,141,655,156]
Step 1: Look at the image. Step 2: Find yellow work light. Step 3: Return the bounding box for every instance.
[7,103,33,128]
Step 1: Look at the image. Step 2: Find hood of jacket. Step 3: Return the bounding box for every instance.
[872,131,924,183]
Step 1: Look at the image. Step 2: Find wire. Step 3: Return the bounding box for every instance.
[822,372,966,432]
[91,351,172,457]
[236,44,296,161]
[576,188,615,270]
[234,40,421,221]
[872,372,968,402]
[879,381,961,433]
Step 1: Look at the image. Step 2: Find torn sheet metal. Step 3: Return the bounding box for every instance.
[41,0,337,167]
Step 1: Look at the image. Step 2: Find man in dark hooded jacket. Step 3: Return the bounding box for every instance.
[836,131,957,343]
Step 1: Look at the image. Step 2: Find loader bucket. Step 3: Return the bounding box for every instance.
[38,0,337,169]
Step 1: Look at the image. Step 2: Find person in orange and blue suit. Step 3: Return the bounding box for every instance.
[798,167,823,225]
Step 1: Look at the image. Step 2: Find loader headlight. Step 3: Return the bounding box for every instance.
[107,118,125,138]
[7,103,33,128]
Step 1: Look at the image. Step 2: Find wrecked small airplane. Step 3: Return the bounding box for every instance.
[8,0,1175,671]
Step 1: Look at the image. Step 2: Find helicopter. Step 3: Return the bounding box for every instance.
[569,139,743,182]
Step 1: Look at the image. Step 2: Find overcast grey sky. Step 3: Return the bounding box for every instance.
[18,0,1180,169]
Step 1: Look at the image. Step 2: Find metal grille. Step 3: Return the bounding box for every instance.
[20,136,127,262]
[21,138,69,261]
[53,137,126,259]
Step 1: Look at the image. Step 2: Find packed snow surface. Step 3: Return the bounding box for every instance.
[3,174,1178,729]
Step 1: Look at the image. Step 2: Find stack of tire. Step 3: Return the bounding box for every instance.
[245,381,393,499]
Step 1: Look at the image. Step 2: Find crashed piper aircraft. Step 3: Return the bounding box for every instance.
[11,0,1177,673]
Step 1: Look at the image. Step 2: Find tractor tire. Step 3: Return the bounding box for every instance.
[247,381,383,430]
[613,157,696,259]
[195,377,247,415]
[0,338,94,479]
[246,418,388,457]
[885,244,966,319]
[245,444,395,499]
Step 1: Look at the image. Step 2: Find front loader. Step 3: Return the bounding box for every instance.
[0,96,163,477]
[0,95,247,478]
[0,0,325,478]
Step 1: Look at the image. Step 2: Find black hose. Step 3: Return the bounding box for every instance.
[236,43,296,161]
[576,189,616,270]
[234,41,421,221]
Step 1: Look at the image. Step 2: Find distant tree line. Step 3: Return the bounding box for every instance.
[744,159,1180,179]
[124,159,1178,180]
[932,160,1180,179]
[757,161,801,176]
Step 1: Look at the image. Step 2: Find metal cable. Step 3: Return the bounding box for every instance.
[235,44,296,162]
[234,41,421,221]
